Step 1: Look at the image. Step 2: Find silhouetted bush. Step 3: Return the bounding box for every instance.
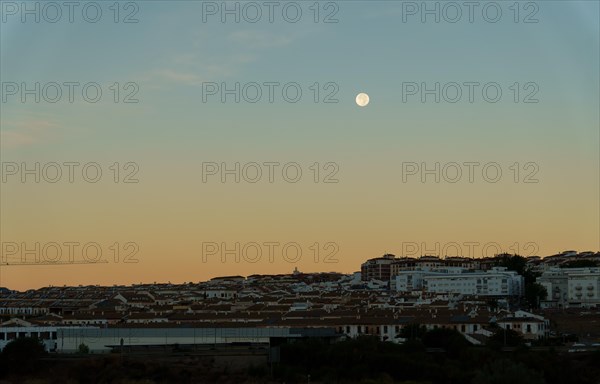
[472,359,544,384]
[0,337,47,374]
[421,328,470,356]
[487,328,525,349]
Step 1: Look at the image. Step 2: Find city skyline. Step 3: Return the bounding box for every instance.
[2,248,598,291]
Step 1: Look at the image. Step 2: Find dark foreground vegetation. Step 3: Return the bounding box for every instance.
[1,331,600,384]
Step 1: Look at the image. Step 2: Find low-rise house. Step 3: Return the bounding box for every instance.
[496,310,549,339]
[125,313,169,324]
[114,292,155,308]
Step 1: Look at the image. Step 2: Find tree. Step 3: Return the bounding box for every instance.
[472,359,545,384]
[78,343,90,354]
[497,254,527,274]
[487,328,525,349]
[561,260,598,268]
[497,254,538,284]
[0,337,47,373]
[487,299,499,311]
[525,283,547,309]
[399,324,427,340]
[421,328,470,356]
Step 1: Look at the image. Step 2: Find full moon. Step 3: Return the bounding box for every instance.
[356,93,370,107]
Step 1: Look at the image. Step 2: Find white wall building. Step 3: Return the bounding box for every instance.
[538,268,569,308]
[497,310,549,340]
[566,268,600,307]
[395,267,524,297]
[395,270,426,292]
[1,327,336,353]
[539,268,600,308]
[0,327,62,352]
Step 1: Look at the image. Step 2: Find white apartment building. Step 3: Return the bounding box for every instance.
[395,267,524,297]
[538,268,569,308]
[395,270,426,292]
[539,268,600,308]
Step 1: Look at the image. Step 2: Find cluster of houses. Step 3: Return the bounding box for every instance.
[1,269,552,353]
[1,251,598,353]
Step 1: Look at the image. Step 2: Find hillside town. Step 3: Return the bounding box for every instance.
[1,250,599,354]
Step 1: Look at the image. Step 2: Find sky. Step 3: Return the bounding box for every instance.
[0,0,599,290]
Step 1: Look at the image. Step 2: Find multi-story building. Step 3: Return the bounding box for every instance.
[539,267,600,308]
[444,257,475,269]
[395,267,524,297]
[567,268,600,306]
[390,257,418,275]
[394,270,426,292]
[414,256,446,271]
[391,256,445,274]
[473,257,502,271]
[538,268,569,308]
[361,254,395,281]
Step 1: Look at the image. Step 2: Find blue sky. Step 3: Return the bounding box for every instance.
[1,1,599,288]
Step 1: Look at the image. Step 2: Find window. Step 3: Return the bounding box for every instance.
[346,326,350,333]
[383,325,388,333]
[461,325,466,332]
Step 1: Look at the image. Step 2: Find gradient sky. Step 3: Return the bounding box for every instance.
[1,1,599,290]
